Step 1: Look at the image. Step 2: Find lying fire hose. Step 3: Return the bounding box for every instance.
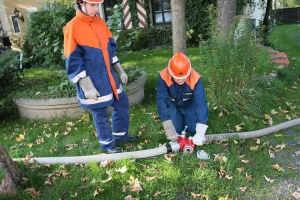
[12,118,300,164]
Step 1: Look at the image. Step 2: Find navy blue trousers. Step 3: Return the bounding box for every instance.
[92,94,130,151]
[168,100,197,135]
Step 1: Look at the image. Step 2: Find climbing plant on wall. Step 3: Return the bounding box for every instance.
[129,0,139,28]
[143,0,151,26]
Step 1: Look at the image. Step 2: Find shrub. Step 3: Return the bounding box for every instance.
[140,25,172,48]
[199,5,277,120]
[117,29,148,51]
[116,29,134,51]
[133,31,148,51]
[23,1,75,69]
[0,50,21,97]
[12,69,76,100]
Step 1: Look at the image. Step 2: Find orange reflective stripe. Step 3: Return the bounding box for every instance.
[92,21,119,100]
[185,69,200,90]
[160,68,173,87]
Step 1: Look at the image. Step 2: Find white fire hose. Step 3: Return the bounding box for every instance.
[12,118,300,164]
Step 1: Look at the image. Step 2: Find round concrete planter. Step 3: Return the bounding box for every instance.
[14,71,146,119]
[14,97,86,120]
[126,71,147,106]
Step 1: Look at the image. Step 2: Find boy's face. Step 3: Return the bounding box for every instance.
[173,77,187,85]
[81,2,99,17]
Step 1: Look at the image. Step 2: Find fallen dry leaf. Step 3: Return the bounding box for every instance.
[153,191,162,198]
[25,188,40,197]
[100,176,112,183]
[250,145,259,151]
[241,160,249,163]
[144,175,157,181]
[35,138,44,144]
[199,161,208,168]
[255,138,260,145]
[16,134,25,142]
[270,109,278,114]
[20,177,30,184]
[218,194,233,200]
[122,185,127,193]
[288,164,296,170]
[202,194,210,200]
[127,175,142,193]
[235,124,242,131]
[116,166,127,173]
[264,114,273,125]
[239,187,247,192]
[99,160,113,168]
[264,175,275,183]
[124,195,139,200]
[214,154,227,163]
[191,191,201,198]
[219,111,223,117]
[164,153,176,162]
[271,163,285,172]
[246,173,253,180]
[269,150,275,158]
[236,167,244,173]
[292,189,300,200]
[93,186,104,196]
[81,177,89,182]
[275,143,286,150]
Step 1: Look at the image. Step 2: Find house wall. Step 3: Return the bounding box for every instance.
[0,0,55,39]
[244,0,266,27]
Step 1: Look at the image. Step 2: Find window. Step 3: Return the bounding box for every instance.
[250,0,255,14]
[152,0,171,24]
[10,15,21,34]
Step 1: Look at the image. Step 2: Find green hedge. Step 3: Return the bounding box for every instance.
[23,1,75,69]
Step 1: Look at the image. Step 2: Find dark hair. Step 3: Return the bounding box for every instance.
[76,0,83,8]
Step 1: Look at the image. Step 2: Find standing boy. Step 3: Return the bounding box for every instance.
[64,0,138,153]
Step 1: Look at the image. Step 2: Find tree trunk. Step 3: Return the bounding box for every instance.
[217,0,237,37]
[262,0,272,42]
[171,0,186,55]
[0,145,23,196]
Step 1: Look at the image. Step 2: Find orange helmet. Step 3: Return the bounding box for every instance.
[168,52,191,79]
[82,0,103,3]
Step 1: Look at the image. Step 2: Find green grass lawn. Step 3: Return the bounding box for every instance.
[0,25,300,200]
[268,24,300,74]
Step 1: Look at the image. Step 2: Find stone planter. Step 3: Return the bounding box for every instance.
[14,97,86,120]
[126,71,147,106]
[14,71,146,119]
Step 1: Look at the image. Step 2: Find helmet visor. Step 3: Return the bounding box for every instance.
[83,0,104,3]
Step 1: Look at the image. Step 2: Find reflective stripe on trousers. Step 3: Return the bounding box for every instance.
[92,94,130,151]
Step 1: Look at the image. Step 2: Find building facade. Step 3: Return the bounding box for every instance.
[1,0,266,42]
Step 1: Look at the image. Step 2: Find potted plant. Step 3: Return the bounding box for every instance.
[13,67,146,119]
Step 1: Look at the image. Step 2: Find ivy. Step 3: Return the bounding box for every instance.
[143,0,151,26]
[129,0,139,28]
